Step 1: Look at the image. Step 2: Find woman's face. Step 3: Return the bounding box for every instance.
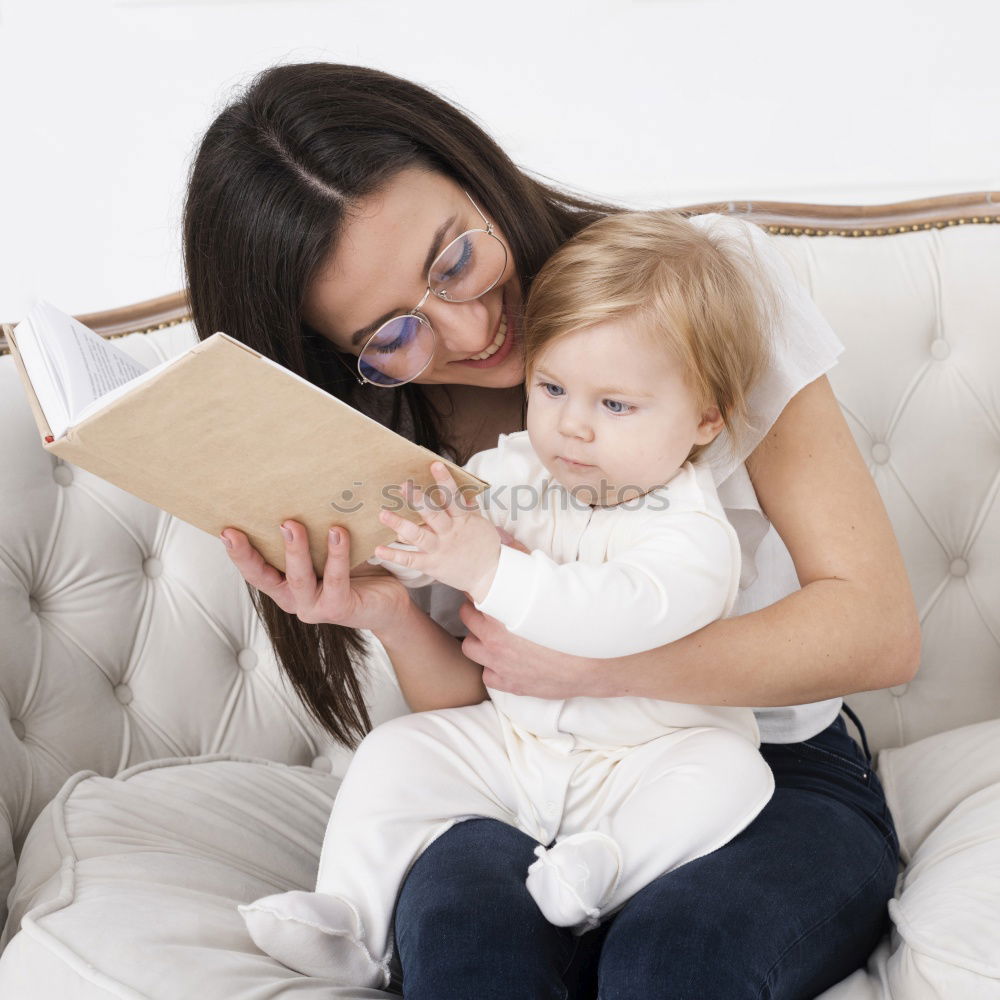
[304,167,526,389]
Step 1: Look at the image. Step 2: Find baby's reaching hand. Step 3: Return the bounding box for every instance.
[375,462,501,602]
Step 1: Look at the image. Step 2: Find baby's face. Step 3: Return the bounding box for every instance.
[525,318,723,507]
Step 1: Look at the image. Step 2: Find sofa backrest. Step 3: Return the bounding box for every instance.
[771,216,1000,753]
[2,201,999,922]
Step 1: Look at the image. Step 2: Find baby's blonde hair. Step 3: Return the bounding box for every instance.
[524,210,777,466]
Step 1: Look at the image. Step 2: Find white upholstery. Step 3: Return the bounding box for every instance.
[1,219,999,997]
[773,224,1000,752]
[819,718,1000,1000]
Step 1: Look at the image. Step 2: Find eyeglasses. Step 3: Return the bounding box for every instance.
[341,190,509,388]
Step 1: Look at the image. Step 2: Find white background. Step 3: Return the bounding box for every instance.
[2,0,998,319]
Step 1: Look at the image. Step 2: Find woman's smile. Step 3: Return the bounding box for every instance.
[450,294,516,369]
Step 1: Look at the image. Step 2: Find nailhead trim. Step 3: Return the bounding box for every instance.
[766,216,997,237]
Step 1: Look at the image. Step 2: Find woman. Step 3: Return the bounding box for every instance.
[186,62,918,999]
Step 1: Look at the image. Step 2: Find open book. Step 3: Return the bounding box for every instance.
[4,301,487,575]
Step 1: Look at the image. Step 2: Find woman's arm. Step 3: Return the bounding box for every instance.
[461,375,921,705]
[374,595,488,712]
[221,521,486,712]
[470,513,734,658]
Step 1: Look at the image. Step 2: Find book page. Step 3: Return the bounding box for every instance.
[18,302,149,438]
[45,302,148,414]
[9,309,72,437]
[71,356,178,428]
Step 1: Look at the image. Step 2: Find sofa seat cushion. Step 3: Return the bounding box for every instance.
[816,719,1000,1000]
[878,719,1000,998]
[5,723,1000,1000]
[0,755,388,998]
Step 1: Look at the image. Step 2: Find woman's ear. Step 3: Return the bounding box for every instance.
[694,405,725,445]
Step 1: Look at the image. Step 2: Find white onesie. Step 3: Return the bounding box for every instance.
[240,430,776,989]
[386,429,760,748]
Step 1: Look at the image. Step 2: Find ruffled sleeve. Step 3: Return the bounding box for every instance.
[689,214,845,591]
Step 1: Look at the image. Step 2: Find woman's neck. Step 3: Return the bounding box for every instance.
[424,383,526,461]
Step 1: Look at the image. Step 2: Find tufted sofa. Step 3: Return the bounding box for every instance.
[2,193,1000,998]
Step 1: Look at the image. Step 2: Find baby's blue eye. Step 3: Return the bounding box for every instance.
[540,382,564,397]
[603,399,632,414]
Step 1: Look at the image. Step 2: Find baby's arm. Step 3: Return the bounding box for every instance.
[476,511,739,659]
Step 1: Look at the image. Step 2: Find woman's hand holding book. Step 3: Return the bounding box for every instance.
[219,522,408,634]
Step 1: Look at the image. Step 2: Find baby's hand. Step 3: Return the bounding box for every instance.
[375,462,501,602]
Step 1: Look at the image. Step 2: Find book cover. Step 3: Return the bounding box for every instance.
[4,314,487,577]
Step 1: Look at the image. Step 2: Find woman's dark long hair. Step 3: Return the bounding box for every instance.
[183,62,619,748]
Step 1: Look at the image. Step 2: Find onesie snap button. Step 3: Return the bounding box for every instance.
[114,684,133,705]
[889,684,908,697]
[237,649,258,672]
[142,557,163,579]
[949,558,969,577]
[871,443,890,465]
[53,465,73,486]
[930,338,950,360]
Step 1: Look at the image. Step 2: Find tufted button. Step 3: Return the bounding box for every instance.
[930,338,951,360]
[28,596,40,614]
[114,684,133,705]
[949,557,969,577]
[53,464,73,486]
[142,557,163,579]
[889,684,909,697]
[237,648,258,672]
[871,442,891,465]
[10,719,25,741]
[311,756,333,773]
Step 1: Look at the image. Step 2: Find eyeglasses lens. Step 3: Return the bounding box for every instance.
[429,230,507,302]
[358,314,435,387]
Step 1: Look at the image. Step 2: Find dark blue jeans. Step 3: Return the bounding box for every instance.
[392,706,899,1000]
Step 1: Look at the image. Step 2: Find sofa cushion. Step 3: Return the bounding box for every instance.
[877,717,1000,864]
[0,755,398,998]
[858,720,1000,998]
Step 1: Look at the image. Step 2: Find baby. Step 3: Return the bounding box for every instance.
[241,209,779,988]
